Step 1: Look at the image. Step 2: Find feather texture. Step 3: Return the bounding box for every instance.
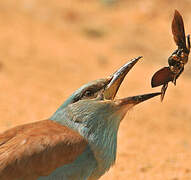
[0,120,87,180]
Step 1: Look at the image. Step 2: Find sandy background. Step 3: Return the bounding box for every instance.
[0,0,191,179]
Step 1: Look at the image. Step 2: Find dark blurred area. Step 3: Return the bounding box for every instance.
[0,0,191,179]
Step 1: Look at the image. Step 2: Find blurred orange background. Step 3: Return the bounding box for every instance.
[0,0,191,179]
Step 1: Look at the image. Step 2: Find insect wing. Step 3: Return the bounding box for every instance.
[151,67,174,87]
[172,10,187,49]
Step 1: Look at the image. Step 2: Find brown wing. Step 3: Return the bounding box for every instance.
[0,120,87,180]
[151,67,174,87]
[172,10,186,49]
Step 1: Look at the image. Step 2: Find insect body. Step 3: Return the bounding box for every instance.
[151,10,190,101]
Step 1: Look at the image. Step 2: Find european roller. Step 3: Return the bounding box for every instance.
[0,56,160,180]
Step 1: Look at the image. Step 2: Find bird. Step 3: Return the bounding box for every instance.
[0,56,160,180]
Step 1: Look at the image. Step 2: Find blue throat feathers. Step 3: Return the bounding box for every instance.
[50,100,122,179]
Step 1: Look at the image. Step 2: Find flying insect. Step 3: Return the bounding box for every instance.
[151,10,190,101]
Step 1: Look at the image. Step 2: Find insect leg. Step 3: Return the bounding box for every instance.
[161,83,168,102]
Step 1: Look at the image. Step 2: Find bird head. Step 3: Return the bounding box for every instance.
[51,56,160,130]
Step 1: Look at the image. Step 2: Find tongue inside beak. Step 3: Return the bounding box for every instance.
[104,56,142,100]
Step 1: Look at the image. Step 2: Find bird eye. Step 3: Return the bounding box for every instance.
[83,90,93,97]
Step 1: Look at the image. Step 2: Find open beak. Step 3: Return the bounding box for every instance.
[104,56,142,100]
[103,56,161,104]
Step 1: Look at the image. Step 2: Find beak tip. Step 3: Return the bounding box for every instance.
[137,92,161,103]
[131,56,143,64]
[118,92,161,106]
